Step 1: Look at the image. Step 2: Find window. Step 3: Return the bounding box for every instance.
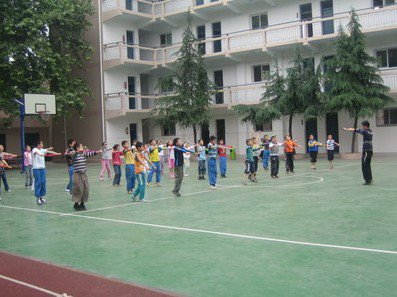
[253,65,270,82]
[377,108,397,126]
[373,0,395,8]
[160,33,172,46]
[158,77,174,93]
[251,13,268,29]
[212,22,222,53]
[254,121,272,132]
[376,48,397,68]
[196,0,204,5]
[162,122,176,136]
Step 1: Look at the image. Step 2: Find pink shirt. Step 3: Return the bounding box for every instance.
[24,151,33,166]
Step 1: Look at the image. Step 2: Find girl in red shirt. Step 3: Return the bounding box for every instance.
[112,144,123,186]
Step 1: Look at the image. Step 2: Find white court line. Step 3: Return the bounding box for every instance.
[0,274,67,296]
[1,204,396,255]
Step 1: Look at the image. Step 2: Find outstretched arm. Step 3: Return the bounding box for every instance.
[343,128,356,132]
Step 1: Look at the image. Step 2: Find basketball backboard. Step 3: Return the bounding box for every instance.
[24,94,56,115]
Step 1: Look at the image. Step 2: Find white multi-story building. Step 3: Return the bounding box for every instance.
[101,0,397,154]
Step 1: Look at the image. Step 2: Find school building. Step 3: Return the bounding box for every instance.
[1,0,397,154]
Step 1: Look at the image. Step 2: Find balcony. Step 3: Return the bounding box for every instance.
[102,0,154,22]
[104,83,267,119]
[104,69,397,120]
[103,5,397,70]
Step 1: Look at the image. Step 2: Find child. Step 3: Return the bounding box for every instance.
[218,139,228,178]
[308,135,324,171]
[326,135,340,169]
[112,144,123,186]
[167,140,175,179]
[197,139,206,180]
[24,145,33,189]
[242,139,263,185]
[183,142,195,177]
[147,139,162,186]
[343,121,374,185]
[0,145,17,194]
[269,136,283,179]
[70,143,100,210]
[99,141,112,181]
[261,134,270,171]
[32,141,60,205]
[172,138,196,197]
[133,142,156,202]
[65,139,76,192]
[122,140,136,194]
[283,135,302,174]
[158,140,165,175]
[0,152,12,200]
[207,136,232,189]
[252,136,261,180]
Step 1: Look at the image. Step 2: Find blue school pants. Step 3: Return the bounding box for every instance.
[125,164,136,191]
[219,156,227,175]
[148,161,161,183]
[262,150,270,169]
[208,157,217,186]
[33,168,46,198]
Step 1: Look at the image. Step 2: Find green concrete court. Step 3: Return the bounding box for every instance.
[1,158,397,297]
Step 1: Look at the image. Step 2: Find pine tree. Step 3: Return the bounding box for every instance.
[151,13,214,144]
[324,10,392,152]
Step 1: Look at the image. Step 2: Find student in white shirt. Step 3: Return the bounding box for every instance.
[32,141,60,205]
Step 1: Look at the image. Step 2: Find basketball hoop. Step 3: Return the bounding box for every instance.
[38,111,51,122]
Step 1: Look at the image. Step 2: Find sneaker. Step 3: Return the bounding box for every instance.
[139,199,148,203]
[73,203,80,211]
[172,190,181,197]
[363,181,372,186]
[275,175,279,179]
[155,182,162,187]
[65,188,70,192]
[37,199,42,205]
[79,204,86,211]
[211,185,217,190]
[40,197,46,204]
[132,194,138,202]
[6,190,11,193]
[128,190,133,194]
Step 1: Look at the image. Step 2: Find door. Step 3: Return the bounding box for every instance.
[321,0,334,35]
[126,30,134,59]
[326,113,339,153]
[214,70,224,104]
[201,124,210,145]
[0,134,6,150]
[305,118,318,152]
[25,133,40,148]
[128,76,136,110]
[300,3,313,38]
[212,22,222,53]
[216,119,226,143]
[130,124,138,143]
[197,25,206,55]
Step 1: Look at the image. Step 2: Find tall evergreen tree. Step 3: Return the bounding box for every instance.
[324,10,392,152]
[234,48,322,138]
[151,14,214,144]
[0,0,94,122]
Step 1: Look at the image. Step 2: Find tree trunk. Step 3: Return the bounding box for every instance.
[288,114,294,138]
[351,116,358,153]
[193,125,197,151]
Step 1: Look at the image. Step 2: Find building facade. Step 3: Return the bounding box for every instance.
[2,0,396,155]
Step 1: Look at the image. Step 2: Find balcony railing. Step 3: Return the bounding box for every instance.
[103,5,397,68]
[105,69,397,118]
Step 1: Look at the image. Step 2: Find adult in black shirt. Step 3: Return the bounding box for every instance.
[343,120,373,185]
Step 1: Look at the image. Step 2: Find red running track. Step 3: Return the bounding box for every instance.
[0,251,181,297]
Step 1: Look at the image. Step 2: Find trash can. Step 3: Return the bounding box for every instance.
[230,148,236,160]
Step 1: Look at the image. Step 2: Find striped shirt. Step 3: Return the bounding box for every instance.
[356,129,373,152]
[208,143,218,158]
[326,139,336,151]
[198,146,206,161]
[72,151,97,173]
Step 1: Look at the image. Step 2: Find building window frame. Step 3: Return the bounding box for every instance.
[254,121,272,132]
[160,32,173,47]
[252,64,270,82]
[162,121,176,136]
[250,12,269,30]
[376,107,397,126]
[375,47,397,68]
[373,0,395,9]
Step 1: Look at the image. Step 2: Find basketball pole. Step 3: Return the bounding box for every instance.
[14,99,26,173]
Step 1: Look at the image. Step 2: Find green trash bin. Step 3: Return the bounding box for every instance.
[230,148,236,160]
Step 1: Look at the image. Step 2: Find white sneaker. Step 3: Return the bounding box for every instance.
[6,190,11,193]
[41,197,46,204]
[65,188,70,192]
[37,199,42,205]
[211,186,217,190]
